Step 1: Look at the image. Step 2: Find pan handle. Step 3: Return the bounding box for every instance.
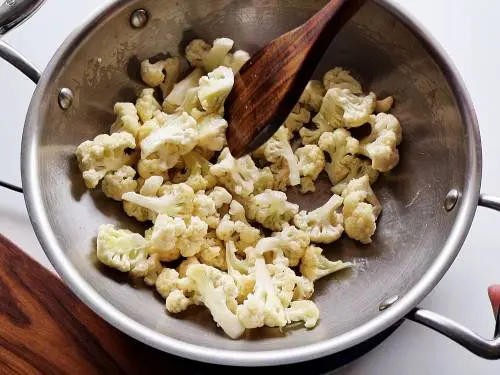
[406,194,500,359]
[0,0,46,35]
[0,33,41,193]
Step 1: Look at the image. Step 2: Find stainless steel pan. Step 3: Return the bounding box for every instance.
[2,0,500,366]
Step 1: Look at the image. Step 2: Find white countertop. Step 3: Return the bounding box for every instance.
[1,0,499,373]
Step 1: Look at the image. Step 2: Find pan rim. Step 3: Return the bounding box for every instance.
[20,0,482,366]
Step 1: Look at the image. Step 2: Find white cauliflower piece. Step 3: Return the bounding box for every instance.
[318,128,359,183]
[216,208,262,253]
[193,190,220,228]
[198,231,227,270]
[123,176,164,222]
[156,268,181,298]
[166,289,195,313]
[197,66,234,113]
[208,186,232,209]
[122,182,195,220]
[137,157,169,179]
[375,96,394,113]
[140,112,198,168]
[295,145,325,181]
[359,113,402,172]
[110,103,141,137]
[342,175,381,244]
[163,68,204,113]
[298,80,326,112]
[293,194,344,244]
[223,50,250,73]
[75,132,136,189]
[323,67,362,94]
[210,147,272,197]
[283,104,311,133]
[272,224,310,267]
[140,57,180,95]
[247,189,299,231]
[237,258,287,329]
[300,245,352,282]
[225,241,255,303]
[293,276,315,300]
[101,165,137,201]
[266,262,299,308]
[330,155,379,195]
[196,114,228,152]
[96,224,158,279]
[255,127,300,187]
[177,216,209,257]
[136,88,161,123]
[177,257,200,277]
[203,37,234,72]
[185,39,212,68]
[299,177,316,194]
[187,264,245,339]
[172,151,217,192]
[285,300,320,328]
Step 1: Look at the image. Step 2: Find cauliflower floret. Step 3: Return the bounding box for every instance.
[147,214,208,259]
[284,104,311,133]
[101,165,137,201]
[342,175,381,244]
[203,37,234,72]
[359,113,402,172]
[75,132,136,189]
[156,268,181,298]
[223,50,250,73]
[216,210,262,253]
[172,151,217,192]
[193,190,220,228]
[255,127,300,187]
[293,194,344,244]
[300,245,352,282]
[140,57,180,96]
[96,224,159,279]
[166,289,195,313]
[177,257,200,277]
[122,182,195,220]
[330,155,379,195]
[293,276,314,300]
[246,189,299,231]
[185,39,212,68]
[225,241,256,303]
[136,157,169,179]
[237,258,287,329]
[136,88,161,123]
[298,80,326,112]
[272,224,310,267]
[197,66,234,113]
[140,112,198,168]
[163,68,204,113]
[196,114,228,152]
[323,67,362,94]
[187,264,245,339]
[285,300,320,328]
[208,186,233,209]
[266,262,301,308]
[123,176,164,222]
[210,148,272,197]
[300,176,316,194]
[375,96,394,113]
[198,231,227,270]
[295,145,325,181]
[318,128,359,182]
[110,103,141,137]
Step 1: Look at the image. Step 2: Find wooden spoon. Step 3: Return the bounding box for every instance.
[225,0,367,157]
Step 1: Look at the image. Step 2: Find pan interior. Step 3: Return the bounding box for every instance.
[28,0,470,353]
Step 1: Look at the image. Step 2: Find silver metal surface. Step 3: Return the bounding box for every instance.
[129,8,148,29]
[57,88,74,110]
[0,0,46,34]
[444,189,460,211]
[478,194,500,211]
[13,0,491,366]
[379,295,400,311]
[407,309,500,359]
[0,40,40,83]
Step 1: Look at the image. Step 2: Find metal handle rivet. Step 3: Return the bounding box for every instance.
[58,88,73,110]
[444,189,460,212]
[130,9,148,29]
[379,295,400,311]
